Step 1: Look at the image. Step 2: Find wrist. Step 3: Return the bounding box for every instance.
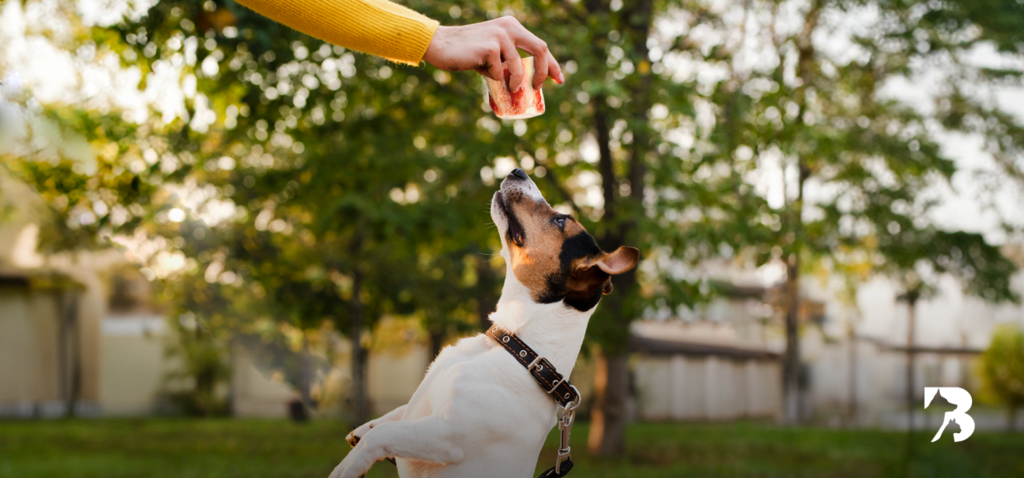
[423,25,449,67]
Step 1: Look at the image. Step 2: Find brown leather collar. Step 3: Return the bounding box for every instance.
[486,325,580,408]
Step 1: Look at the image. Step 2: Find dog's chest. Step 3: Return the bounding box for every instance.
[403,336,558,430]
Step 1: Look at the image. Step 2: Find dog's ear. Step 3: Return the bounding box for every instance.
[569,246,640,297]
[590,246,640,276]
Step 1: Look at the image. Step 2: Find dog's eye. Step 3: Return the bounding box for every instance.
[553,216,566,230]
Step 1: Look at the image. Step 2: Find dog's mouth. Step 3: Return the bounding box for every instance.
[495,192,525,247]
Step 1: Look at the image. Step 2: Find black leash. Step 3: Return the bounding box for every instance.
[486,325,580,477]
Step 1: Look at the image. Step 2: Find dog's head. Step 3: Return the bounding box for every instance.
[491,168,640,312]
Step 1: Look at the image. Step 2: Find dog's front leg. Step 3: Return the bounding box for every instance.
[329,415,464,478]
[345,404,407,447]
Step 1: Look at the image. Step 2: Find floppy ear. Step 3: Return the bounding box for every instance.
[568,246,641,297]
[591,246,640,275]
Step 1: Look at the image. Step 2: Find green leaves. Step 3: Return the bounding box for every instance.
[979,325,1024,410]
[691,0,1019,308]
[7,0,1021,359]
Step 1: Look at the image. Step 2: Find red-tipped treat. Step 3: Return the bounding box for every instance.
[484,56,546,119]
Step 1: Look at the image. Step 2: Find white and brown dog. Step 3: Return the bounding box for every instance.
[330,168,639,478]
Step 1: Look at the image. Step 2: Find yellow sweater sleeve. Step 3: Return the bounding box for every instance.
[235,0,440,65]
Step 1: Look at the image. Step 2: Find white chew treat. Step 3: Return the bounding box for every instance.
[484,57,546,119]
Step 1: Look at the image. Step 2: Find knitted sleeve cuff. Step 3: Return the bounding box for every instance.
[235,0,440,65]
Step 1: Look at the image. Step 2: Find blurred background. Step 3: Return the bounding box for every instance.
[1,0,1023,476]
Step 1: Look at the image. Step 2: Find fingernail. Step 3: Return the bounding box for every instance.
[558,72,565,84]
[514,85,523,94]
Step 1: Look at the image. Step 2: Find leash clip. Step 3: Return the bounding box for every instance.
[554,385,580,474]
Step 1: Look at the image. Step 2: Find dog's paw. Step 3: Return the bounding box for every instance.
[346,422,375,448]
[345,430,360,448]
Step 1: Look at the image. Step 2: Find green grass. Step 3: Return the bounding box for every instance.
[0,419,1021,478]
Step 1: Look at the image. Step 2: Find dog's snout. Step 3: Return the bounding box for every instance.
[509,168,528,180]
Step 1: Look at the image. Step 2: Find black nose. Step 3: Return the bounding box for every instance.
[510,168,528,180]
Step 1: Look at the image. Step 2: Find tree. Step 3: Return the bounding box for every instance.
[905,0,1024,199]
[870,0,1024,428]
[102,0,534,425]
[485,0,718,455]
[6,0,710,443]
[979,325,1024,431]
[688,0,1020,426]
[10,0,1022,453]
[1,2,211,416]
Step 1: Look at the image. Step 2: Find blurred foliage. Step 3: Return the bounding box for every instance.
[2,0,1023,445]
[160,269,240,417]
[1,104,172,252]
[690,0,1022,301]
[5,0,1017,341]
[163,318,233,417]
[979,324,1024,428]
[109,0,509,348]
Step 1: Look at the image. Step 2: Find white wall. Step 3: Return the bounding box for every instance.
[634,355,781,421]
[230,342,297,418]
[0,287,61,412]
[99,316,173,416]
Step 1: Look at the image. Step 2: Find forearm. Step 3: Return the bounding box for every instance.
[346,404,408,447]
[374,404,407,423]
[235,0,439,65]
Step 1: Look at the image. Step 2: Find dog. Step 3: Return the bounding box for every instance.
[330,168,639,478]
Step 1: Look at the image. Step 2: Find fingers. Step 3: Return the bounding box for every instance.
[484,48,503,83]
[545,49,563,85]
[504,20,563,85]
[531,50,549,90]
[501,39,524,92]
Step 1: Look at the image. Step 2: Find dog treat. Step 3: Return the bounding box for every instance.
[484,56,545,119]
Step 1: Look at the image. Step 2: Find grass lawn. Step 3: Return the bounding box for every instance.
[0,419,1021,478]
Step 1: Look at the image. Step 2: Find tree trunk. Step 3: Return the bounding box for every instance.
[349,239,369,427]
[586,0,655,456]
[779,0,820,428]
[195,332,217,417]
[780,161,807,426]
[477,253,497,331]
[59,291,80,418]
[905,294,918,432]
[587,351,630,456]
[783,257,802,425]
[587,97,632,455]
[300,332,312,407]
[847,321,857,425]
[429,328,444,360]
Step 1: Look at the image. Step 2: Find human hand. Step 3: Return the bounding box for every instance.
[422,16,563,91]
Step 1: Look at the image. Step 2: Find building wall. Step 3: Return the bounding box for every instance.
[0,287,60,405]
[368,345,430,416]
[44,251,125,404]
[634,355,781,422]
[0,285,92,417]
[99,316,174,416]
[807,334,986,426]
[230,342,297,418]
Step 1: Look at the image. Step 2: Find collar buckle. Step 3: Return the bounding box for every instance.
[527,355,545,372]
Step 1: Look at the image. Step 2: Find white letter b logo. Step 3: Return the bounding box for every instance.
[923,387,975,443]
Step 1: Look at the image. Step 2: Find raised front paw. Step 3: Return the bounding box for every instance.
[345,422,374,448]
[328,455,368,478]
[344,430,360,447]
